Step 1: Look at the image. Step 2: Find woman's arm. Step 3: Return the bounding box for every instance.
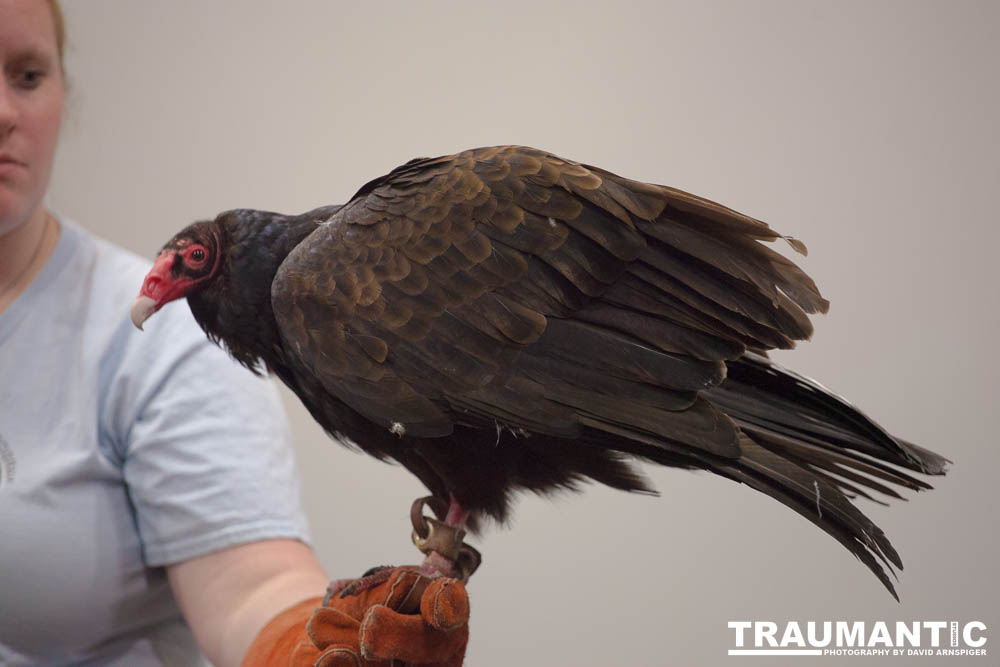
[167,538,329,667]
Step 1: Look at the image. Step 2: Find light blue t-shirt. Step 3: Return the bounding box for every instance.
[0,219,311,665]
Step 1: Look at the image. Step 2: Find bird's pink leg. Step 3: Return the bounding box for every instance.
[443,493,469,529]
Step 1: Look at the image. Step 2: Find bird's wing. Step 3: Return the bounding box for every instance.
[270,146,826,451]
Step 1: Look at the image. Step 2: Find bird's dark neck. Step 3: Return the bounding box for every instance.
[188,205,340,373]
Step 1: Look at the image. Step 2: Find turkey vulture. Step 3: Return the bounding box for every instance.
[132,145,947,597]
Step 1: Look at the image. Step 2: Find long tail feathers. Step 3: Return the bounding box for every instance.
[709,352,950,475]
[703,355,948,597]
[578,352,948,599]
[720,436,903,599]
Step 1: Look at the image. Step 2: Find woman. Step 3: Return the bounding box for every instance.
[0,2,468,665]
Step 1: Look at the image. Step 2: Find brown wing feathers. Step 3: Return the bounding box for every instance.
[270,146,944,596]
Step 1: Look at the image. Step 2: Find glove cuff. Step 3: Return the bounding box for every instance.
[241,596,324,667]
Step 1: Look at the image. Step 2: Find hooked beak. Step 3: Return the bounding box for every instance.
[131,250,181,331]
[130,295,157,330]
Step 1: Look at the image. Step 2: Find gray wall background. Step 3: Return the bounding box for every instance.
[50,1,997,665]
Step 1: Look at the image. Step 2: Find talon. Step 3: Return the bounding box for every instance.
[324,565,397,604]
[455,543,482,581]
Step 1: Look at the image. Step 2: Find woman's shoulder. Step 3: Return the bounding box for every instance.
[86,228,155,294]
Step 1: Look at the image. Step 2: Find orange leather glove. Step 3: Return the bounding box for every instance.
[242,567,470,666]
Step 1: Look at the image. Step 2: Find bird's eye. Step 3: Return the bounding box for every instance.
[191,248,206,262]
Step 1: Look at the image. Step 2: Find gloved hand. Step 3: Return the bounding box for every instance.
[243,567,470,666]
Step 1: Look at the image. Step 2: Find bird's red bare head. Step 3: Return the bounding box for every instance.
[131,221,223,329]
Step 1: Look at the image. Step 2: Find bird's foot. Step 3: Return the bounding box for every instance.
[324,565,398,603]
[410,496,482,582]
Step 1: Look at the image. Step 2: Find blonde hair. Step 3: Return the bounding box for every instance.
[46,0,66,71]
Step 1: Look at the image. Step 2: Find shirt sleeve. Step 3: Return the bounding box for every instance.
[106,304,312,567]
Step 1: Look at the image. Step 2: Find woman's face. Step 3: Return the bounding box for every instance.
[0,0,64,237]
